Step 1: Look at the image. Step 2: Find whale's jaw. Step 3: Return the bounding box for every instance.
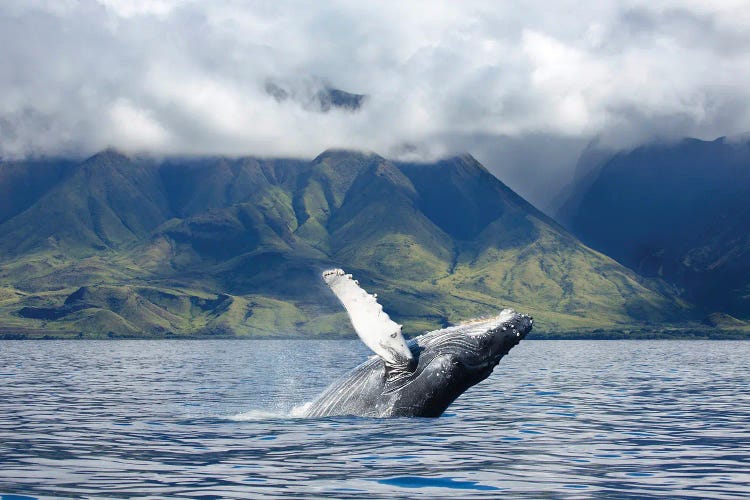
[435,311,533,388]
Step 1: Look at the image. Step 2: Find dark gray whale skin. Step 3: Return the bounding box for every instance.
[303,310,532,418]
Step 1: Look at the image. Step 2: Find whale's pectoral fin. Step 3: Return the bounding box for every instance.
[323,268,414,368]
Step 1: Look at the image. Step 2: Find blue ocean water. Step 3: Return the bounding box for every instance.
[1,339,749,499]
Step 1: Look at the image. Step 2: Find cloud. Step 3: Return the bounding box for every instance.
[2,0,750,204]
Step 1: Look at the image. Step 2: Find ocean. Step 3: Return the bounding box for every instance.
[1,339,749,498]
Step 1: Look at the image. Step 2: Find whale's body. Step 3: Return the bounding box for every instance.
[304,269,533,418]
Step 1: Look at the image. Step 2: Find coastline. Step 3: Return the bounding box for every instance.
[2,328,749,340]
[527,330,750,340]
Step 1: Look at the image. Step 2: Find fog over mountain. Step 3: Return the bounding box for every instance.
[2,1,750,207]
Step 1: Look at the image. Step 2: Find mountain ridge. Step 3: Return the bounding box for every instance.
[0,148,689,338]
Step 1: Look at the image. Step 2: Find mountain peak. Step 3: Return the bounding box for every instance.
[264,78,367,113]
[84,148,131,165]
[312,148,380,164]
[450,152,480,163]
[438,153,490,175]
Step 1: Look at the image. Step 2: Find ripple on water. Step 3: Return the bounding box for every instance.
[1,339,750,498]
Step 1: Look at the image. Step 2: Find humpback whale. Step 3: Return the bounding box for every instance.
[303,269,533,418]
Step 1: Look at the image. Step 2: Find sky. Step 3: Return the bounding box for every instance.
[2,0,750,207]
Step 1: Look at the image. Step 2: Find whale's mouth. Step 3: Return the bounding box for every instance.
[464,359,503,376]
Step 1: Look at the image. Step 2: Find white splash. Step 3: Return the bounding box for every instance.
[227,401,314,421]
[227,409,289,421]
[290,402,313,418]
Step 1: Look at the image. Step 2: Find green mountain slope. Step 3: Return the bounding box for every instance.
[0,150,171,256]
[0,149,689,338]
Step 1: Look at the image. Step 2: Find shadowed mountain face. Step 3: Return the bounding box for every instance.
[0,149,687,337]
[0,158,76,226]
[0,150,172,255]
[559,137,750,318]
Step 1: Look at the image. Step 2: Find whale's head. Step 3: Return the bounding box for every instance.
[436,309,532,381]
[390,309,532,417]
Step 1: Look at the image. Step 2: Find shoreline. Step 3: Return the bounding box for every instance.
[527,331,750,340]
[2,330,750,340]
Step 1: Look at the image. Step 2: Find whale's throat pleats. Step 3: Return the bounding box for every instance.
[322,268,414,367]
[383,362,417,394]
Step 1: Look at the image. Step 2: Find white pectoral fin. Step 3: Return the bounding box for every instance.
[323,268,414,366]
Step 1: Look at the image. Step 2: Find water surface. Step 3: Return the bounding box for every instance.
[1,340,749,498]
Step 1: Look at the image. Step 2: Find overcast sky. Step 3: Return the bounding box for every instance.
[2,0,750,207]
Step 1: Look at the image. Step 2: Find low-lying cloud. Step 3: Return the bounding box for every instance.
[2,0,750,205]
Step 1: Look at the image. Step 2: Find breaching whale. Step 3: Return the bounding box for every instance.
[303,269,533,418]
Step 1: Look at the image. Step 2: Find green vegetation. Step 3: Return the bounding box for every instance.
[0,150,696,338]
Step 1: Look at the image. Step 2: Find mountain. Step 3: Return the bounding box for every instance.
[0,149,687,338]
[0,158,76,226]
[558,136,750,318]
[265,80,367,113]
[0,150,173,256]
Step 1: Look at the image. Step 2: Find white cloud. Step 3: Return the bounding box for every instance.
[1,0,750,204]
[107,98,171,149]
[97,0,181,18]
